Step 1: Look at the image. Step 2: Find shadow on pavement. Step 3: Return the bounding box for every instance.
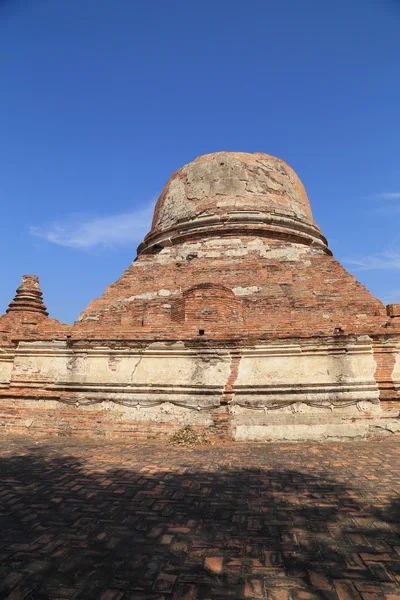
[0,442,399,599]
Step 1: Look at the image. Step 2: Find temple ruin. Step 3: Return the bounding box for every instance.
[1,152,399,440]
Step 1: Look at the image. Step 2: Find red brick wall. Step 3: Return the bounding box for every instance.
[75,240,389,341]
[373,340,400,412]
[0,402,183,438]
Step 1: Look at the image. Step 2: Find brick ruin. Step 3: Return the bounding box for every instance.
[1,152,400,441]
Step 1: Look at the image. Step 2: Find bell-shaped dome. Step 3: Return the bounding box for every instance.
[138,152,328,254]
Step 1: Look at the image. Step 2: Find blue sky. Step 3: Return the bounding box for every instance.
[1,0,400,324]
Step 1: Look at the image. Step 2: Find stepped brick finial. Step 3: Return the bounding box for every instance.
[6,275,49,316]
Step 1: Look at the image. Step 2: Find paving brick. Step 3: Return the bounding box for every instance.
[0,437,400,599]
[244,578,264,598]
[334,580,363,599]
[204,557,223,575]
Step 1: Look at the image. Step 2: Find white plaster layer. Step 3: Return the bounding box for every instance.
[233,286,261,297]
[134,238,321,266]
[392,343,400,391]
[233,339,379,407]
[0,350,14,387]
[234,423,369,442]
[6,338,380,417]
[8,342,232,410]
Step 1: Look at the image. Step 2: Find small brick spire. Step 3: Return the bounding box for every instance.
[6,275,49,316]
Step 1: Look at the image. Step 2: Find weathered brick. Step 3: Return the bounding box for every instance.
[0,152,399,441]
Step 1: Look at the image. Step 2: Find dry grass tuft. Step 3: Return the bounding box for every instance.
[169,425,214,447]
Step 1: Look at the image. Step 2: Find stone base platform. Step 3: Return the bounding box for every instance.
[1,336,399,442]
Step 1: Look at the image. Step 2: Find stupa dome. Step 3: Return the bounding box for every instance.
[138,152,328,254]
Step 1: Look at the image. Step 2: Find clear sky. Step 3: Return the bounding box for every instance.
[1,0,399,324]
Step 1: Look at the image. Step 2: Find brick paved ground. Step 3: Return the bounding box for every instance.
[1,437,400,600]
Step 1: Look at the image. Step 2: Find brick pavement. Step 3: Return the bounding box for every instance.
[1,437,400,599]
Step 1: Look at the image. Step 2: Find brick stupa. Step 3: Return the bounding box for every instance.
[1,152,399,440]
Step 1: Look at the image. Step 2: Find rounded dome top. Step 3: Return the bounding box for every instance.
[139,152,327,253]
